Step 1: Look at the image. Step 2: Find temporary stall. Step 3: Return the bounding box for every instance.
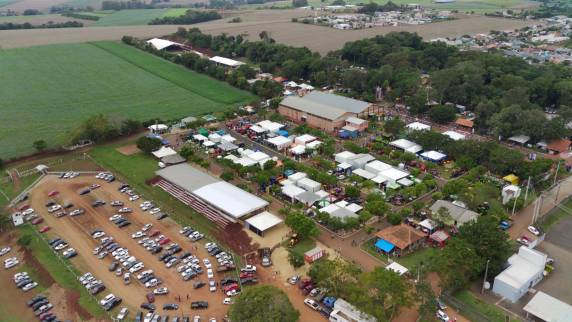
[208,133,222,143]
[280,178,295,186]
[295,134,317,145]
[330,207,358,220]
[266,136,293,151]
[349,154,376,170]
[282,185,305,201]
[345,203,363,213]
[203,140,216,148]
[386,262,409,276]
[337,162,352,173]
[221,134,236,143]
[508,135,530,146]
[297,177,322,192]
[288,172,307,184]
[442,131,466,141]
[389,139,422,154]
[148,124,169,134]
[245,211,283,237]
[224,155,239,163]
[295,191,322,206]
[237,157,258,167]
[219,141,238,152]
[152,146,177,159]
[379,168,409,183]
[193,134,208,142]
[418,219,437,233]
[353,168,376,180]
[371,175,388,186]
[257,120,284,133]
[335,151,356,164]
[397,178,414,187]
[365,160,392,175]
[306,140,322,150]
[429,230,449,247]
[304,247,324,263]
[315,190,330,200]
[290,145,306,155]
[248,151,271,164]
[406,122,431,131]
[420,151,447,163]
[249,125,267,134]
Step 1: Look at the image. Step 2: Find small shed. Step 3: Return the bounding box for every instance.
[386,262,409,276]
[508,135,530,146]
[420,151,447,163]
[297,177,322,192]
[304,247,324,263]
[245,211,283,236]
[442,131,465,141]
[148,124,169,134]
[429,230,450,248]
[266,136,293,151]
[335,151,356,164]
[288,172,307,184]
[295,134,317,145]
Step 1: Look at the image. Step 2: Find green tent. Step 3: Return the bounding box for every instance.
[198,128,209,136]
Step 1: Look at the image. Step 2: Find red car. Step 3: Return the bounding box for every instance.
[18,204,30,211]
[48,191,59,197]
[39,226,50,233]
[146,292,155,303]
[224,284,239,293]
[158,238,171,246]
[239,272,255,279]
[31,218,43,225]
[149,230,160,237]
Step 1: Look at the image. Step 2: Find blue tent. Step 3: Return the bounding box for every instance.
[375,239,395,253]
[277,129,289,137]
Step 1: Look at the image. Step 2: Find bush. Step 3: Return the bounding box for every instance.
[288,250,305,268]
[136,136,162,154]
[17,234,33,247]
[387,213,402,225]
[220,171,234,181]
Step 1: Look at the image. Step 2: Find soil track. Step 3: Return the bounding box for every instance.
[0,11,536,54]
[29,174,230,320]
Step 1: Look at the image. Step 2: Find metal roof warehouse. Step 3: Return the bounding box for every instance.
[155,163,268,227]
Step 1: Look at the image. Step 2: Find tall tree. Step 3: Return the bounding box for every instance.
[284,211,319,239]
[229,285,299,322]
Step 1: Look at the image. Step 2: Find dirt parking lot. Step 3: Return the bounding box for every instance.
[29,174,231,320]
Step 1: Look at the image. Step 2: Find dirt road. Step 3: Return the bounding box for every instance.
[29,175,230,320]
[0,12,536,54]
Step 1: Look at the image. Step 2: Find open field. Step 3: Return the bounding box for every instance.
[0,41,254,159]
[0,13,95,25]
[0,12,536,53]
[0,0,68,12]
[94,9,171,26]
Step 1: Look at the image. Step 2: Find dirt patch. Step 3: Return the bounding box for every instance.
[216,223,258,256]
[21,248,55,287]
[66,289,93,320]
[116,144,140,156]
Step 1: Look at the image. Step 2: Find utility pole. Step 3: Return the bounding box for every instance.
[481,259,490,294]
[553,160,561,187]
[524,175,531,203]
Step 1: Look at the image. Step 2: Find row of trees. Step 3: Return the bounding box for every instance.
[148,10,221,25]
[0,21,83,30]
[101,0,154,10]
[67,114,142,145]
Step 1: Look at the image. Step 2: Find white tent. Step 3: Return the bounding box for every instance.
[386,262,409,276]
[248,151,270,163]
[208,133,222,143]
[297,177,322,192]
[288,172,307,184]
[337,162,352,171]
[152,146,177,159]
[280,179,295,186]
[420,151,446,162]
[249,125,266,134]
[353,168,376,180]
[193,181,268,219]
[148,124,168,133]
[372,175,388,185]
[295,134,317,145]
[266,136,293,150]
[379,168,409,183]
[282,185,305,200]
[209,56,245,68]
[290,145,306,155]
[365,160,392,175]
[306,140,322,150]
[193,134,208,142]
[389,139,422,154]
[203,140,216,147]
[523,291,572,322]
[443,131,466,141]
[406,122,431,131]
[397,178,414,187]
[257,120,284,133]
[335,151,356,164]
[221,134,236,143]
[246,211,283,235]
[146,38,182,50]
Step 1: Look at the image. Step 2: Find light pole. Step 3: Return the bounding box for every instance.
[481,259,490,294]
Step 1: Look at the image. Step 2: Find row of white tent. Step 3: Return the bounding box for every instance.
[225,149,275,168]
[280,172,361,220]
[266,134,323,155]
[406,121,467,141]
[192,132,240,152]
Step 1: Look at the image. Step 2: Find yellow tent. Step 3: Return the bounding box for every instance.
[503,174,519,185]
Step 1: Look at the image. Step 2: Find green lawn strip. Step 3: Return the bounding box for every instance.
[18,225,106,318]
[89,144,217,234]
[397,247,439,271]
[93,8,170,26]
[290,239,316,257]
[540,198,572,231]
[90,41,256,105]
[454,290,520,322]
[0,173,41,211]
[163,8,188,17]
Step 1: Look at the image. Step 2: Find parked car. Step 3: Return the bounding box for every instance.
[528,226,540,236]
[191,301,208,309]
[304,298,320,311]
[436,310,450,322]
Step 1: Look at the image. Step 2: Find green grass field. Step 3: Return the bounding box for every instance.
[0,0,18,8]
[93,8,170,26]
[0,41,255,159]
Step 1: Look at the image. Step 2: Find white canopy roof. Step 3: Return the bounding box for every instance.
[193,134,208,141]
[257,120,284,133]
[523,291,572,322]
[299,83,314,90]
[406,122,431,131]
[249,125,266,134]
[266,136,292,149]
[508,135,531,144]
[346,116,367,125]
[246,211,283,232]
[248,151,270,162]
[315,190,330,199]
[146,38,182,50]
[288,172,307,182]
[209,56,245,67]
[419,218,437,230]
[193,181,268,219]
[152,146,177,159]
[203,140,216,147]
[208,133,222,142]
[372,175,388,184]
[365,160,392,174]
[420,150,446,161]
[337,162,352,170]
[397,177,414,187]
[353,168,376,180]
[148,124,168,131]
[280,179,294,186]
[221,134,236,143]
[320,204,341,214]
[443,131,466,141]
[386,262,409,276]
[282,185,305,198]
[379,168,409,182]
[390,139,418,150]
[237,157,258,167]
[306,140,322,149]
[290,145,306,155]
[295,134,317,145]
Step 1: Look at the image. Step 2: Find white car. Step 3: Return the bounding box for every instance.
[153,287,169,295]
[54,243,68,251]
[0,247,11,256]
[92,232,106,239]
[13,272,28,280]
[145,278,159,288]
[209,279,216,292]
[22,208,35,216]
[241,265,257,273]
[48,205,62,213]
[304,298,320,311]
[436,310,450,322]
[142,224,152,232]
[129,195,140,201]
[117,307,129,320]
[144,313,155,322]
[109,214,122,221]
[149,208,161,215]
[203,259,212,269]
[23,282,38,291]
[129,262,144,273]
[132,231,145,239]
[528,226,540,236]
[100,293,116,306]
[226,289,240,297]
[223,297,233,305]
[4,259,19,269]
[207,269,214,279]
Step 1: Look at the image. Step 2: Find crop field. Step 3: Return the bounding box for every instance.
[0,41,255,159]
[0,14,95,25]
[90,8,190,26]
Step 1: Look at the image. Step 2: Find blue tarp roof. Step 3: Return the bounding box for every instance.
[277,130,289,137]
[375,239,395,253]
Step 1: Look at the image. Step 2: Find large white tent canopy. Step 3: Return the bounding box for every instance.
[193,182,268,219]
[246,211,283,232]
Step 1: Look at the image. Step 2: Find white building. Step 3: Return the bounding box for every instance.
[492,246,547,303]
[329,298,376,322]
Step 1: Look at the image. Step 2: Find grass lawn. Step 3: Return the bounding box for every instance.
[398,247,439,270]
[89,143,217,234]
[0,173,41,212]
[164,8,189,17]
[18,224,106,318]
[540,198,572,231]
[454,290,520,322]
[93,8,170,26]
[290,238,316,257]
[0,41,255,159]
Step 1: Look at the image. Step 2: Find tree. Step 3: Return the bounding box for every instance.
[356,268,412,320]
[292,0,308,7]
[288,250,305,268]
[33,139,47,152]
[136,136,162,154]
[220,171,234,181]
[0,158,4,170]
[229,285,299,322]
[285,211,319,240]
[345,185,360,199]
[429,105,456,124]
[415,281,438,322]
[432,207,453,226]
[365,200,389,217]
[384,118,405,137]
[434,238,484,291]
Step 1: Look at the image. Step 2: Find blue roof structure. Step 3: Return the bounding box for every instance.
[375,239,395,253]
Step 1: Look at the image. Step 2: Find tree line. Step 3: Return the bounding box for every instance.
[148,10,221,25]
[101,0,155,10]
[62,12,100,20]
[0,21,83,30]
[172,28,572,143]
